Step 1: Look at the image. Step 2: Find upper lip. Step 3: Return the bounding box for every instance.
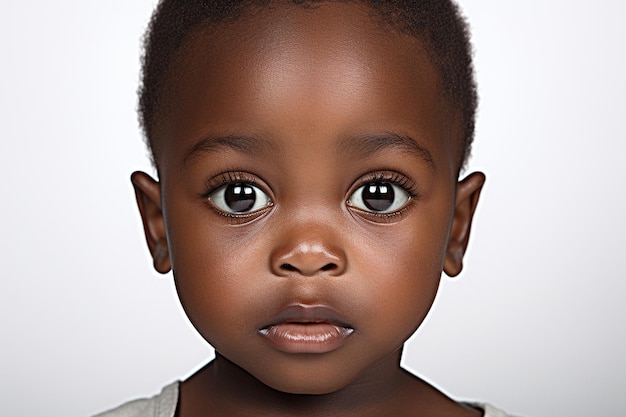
[261,304,353,329]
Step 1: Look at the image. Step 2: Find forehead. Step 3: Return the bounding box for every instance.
[155,1,460,176]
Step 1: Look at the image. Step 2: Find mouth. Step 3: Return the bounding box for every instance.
[258,304,355,354]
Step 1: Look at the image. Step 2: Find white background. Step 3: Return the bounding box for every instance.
[1,1,624,416]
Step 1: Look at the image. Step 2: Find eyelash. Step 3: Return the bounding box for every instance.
[200,170,260,196]
[356,171,418,198]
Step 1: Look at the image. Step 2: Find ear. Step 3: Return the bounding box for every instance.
[443,172,486,277]
[131,171,171,274]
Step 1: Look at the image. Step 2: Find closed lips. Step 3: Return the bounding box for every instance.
[258,305,355,353]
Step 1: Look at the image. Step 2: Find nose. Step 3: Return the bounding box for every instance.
[270,231,347,277]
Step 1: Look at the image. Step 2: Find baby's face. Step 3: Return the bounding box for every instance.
[149,2,469,394]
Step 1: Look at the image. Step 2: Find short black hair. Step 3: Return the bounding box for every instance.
[139,0,477,171]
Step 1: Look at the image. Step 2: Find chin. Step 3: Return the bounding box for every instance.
[253,363,355,396]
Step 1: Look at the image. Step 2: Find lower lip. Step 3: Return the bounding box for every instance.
[259,323,354,354]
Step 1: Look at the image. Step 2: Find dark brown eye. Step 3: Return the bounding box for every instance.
[209,183,271,214]
[348,181,410,213]
[224,183,256,212]
[362,183,394,211]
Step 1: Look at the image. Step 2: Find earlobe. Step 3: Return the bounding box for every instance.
[131,171,171,274]
[443,172,486,277]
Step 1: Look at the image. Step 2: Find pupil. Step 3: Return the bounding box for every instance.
[225,183,256,212]
[362,182,394,211]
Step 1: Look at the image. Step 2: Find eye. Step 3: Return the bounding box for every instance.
[347,182,410,213]
[208,182,271,214]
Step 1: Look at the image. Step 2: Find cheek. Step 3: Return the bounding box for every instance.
[163,199,274,344]
[173,241,271,350]
[349,215,450,342]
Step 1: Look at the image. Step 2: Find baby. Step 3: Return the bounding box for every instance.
[96,0,515,416]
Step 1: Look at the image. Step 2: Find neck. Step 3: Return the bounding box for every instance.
[181,350,420,417]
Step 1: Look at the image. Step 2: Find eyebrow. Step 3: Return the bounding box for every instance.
[182,134,276,167]
[338,133,435,169]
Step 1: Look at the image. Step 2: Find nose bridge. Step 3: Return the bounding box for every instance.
[270,209,347,277]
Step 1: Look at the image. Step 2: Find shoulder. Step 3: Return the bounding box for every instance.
[466,402,522,417]
[92,382,179,417]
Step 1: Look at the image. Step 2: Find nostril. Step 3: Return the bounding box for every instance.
[281,263,299,272]
[279,262,338,274]
[321,263,337,271]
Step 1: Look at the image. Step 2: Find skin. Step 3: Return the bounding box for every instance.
[132,2,485,416]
